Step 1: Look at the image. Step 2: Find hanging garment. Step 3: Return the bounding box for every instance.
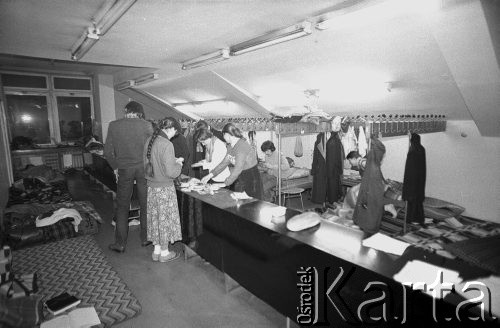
[341,125,358,156]
[358,126,368,157]
[294,136,303,157]
[326,132,344,203]
[311,133,327,204]
[353,138,387,234]
[402,133,426,224]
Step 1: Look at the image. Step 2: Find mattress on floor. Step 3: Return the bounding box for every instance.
[12,235,142,327]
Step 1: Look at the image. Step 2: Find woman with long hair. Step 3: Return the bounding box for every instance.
[201,123,263,199]
[191,128,230,182]
[144,117,184,262]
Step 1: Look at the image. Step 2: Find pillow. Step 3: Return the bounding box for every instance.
[286,212,321,232]
[283,167,310,180]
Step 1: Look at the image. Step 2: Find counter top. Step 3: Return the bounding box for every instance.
[178,186,490,284]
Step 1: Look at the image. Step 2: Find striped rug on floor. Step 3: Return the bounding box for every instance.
[12,235,142,327]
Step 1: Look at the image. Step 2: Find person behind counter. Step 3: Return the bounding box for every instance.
[192,120,224,178]
[201,123,263,199]
[144,117,184,262]
[191,129,230,182]
[259,140,291,202]
[105,101,153,253]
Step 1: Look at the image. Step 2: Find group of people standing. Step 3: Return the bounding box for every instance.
[103,101,271,262]
[104,102,185,262]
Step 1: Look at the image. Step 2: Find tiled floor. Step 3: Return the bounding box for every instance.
[67,171,299,328]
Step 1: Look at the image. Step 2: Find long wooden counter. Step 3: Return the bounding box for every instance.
[176,187,499,327]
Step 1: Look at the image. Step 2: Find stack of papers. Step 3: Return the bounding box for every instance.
[362,233,410,256]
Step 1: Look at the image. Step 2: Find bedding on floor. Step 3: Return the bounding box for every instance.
[12,235,142,327]
[3,201,102,250]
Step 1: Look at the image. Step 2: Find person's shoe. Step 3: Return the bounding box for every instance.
[108,244,125,253]
[152,252,160,262]
[141,241,152,247]
[159,251,179,263]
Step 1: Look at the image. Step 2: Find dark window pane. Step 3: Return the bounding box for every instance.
[1,74,47,88]
[53,77,91,90]
[57,96,92,142]
[6,95,50,145]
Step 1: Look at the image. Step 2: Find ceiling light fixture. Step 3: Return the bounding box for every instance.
[70,27,100,61]
[70,0,137,61]
[115,73,159,91]
[230,21,312,56]
[181,49,230,70]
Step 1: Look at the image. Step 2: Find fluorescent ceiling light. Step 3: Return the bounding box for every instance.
[230,21,312,56]
[115,73,159,91]
[181,49,230,70]
[95,0,137,36]
[134,73,159,86]
[70,0,137,61]
[71,27,99,61]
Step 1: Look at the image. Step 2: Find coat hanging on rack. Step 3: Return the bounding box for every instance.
[311,133,327,204]
[326,131,344,203]
[402,133,426,224]
[353,138,387,234]
[358,126,368,157]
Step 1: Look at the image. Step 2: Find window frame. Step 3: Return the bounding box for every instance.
[52,92,95,143]
[1,70,95,144]
[51,75,93,91]
[1,71,49,91]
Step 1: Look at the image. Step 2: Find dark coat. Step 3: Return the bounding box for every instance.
[326,132,344,203]
[311,133,327,204]
[353,138,387,234]
[402,133,426,223]
[171,133,190,175]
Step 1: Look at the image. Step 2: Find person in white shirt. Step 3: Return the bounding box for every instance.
[191,129,230,182]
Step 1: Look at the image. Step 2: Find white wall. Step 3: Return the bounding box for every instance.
[382,120,500,223]
[267,121,500,223]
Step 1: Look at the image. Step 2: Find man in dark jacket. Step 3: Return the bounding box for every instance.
[104,101,153,252]
[170,120,190,176]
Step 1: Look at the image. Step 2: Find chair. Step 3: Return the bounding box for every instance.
[280,187,305,210]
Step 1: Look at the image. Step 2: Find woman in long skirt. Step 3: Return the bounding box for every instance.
[144,117,183,262]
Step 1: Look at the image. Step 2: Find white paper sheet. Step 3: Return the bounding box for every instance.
[362,232,410,256]
[394,260,462,298]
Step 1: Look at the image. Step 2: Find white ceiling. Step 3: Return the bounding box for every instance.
[0,0,499,135]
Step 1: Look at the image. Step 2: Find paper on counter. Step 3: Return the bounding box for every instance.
[455,275,500,318]
[394,260,462,298]
[230,191,252,200]
[362,232,410,256]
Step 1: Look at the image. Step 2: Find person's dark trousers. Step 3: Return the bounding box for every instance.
[114,165,148,248]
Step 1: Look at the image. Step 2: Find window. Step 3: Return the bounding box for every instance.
[5,94,51,145]
[1,72,94,146]
[57,96,92,142]
[1,73,47,89]
[53,77,91,91]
